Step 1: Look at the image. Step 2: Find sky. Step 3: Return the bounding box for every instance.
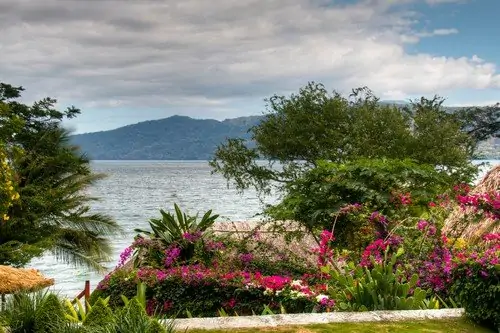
[1,0,499,134]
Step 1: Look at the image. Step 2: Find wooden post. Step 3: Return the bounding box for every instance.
[84,280,90,313]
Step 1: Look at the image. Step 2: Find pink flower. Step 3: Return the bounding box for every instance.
[239,253,254,265]
[417,220,428,231]
[116,246,133,267]
[400,192,412,205]
[182,231,203,242]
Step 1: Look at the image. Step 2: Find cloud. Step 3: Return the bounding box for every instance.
[425,0,466,4]
[0,0,498,119]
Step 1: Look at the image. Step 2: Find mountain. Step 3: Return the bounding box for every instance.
[70,115,262,160]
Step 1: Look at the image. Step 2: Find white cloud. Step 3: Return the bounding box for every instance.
[0,0,497,117]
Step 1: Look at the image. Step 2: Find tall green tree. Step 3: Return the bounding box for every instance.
[210,82,480,195]
[0,83,120,270]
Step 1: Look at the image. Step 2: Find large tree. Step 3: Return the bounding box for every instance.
[210,82,497,243]
[210,83,486,195]
[0,83,120,270]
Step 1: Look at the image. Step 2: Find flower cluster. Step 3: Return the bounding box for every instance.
[164,245,181,267]
[339,203,363,215]
[456,191,500,220]
[312,230,335,267]
[182,231,203,243]
[116,246,133,268]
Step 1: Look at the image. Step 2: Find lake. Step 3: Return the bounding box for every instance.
[31,159,499,298]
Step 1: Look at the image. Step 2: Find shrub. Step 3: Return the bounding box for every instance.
[2,290,68,333]
[82,298,115,329]
[450,236,500,330]
[324,247,438,311]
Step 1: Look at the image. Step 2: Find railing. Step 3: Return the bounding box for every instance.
[72,280,90,312]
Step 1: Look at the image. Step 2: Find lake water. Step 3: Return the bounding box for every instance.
[31,159,499,298]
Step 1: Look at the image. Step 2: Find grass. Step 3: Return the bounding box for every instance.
[185,319,495,333]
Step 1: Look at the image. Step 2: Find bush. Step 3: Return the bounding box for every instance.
[450,238,500,330]
[266,158,454,249]
[2,290,68,333]
[83,298,115,329]
[324,247,438,311]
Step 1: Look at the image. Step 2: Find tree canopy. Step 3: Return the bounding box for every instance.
[211,82,497,243]
[210,82,489,195]
[0,82,120,270]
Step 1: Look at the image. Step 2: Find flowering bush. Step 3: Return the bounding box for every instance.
[95,264,332,317]
[450,234,500,330]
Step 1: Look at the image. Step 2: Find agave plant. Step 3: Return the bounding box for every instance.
[135,203,219,246]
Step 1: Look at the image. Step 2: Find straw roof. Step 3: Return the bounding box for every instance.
[211,220,318,265]
[443,164,500,242]
[0,265,54,294]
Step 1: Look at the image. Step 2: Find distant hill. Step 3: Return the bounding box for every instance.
[70,109,499,161]
[70,115,262,160]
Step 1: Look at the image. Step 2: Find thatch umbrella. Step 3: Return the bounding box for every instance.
[0,265,55,310]
[443,164,500,242]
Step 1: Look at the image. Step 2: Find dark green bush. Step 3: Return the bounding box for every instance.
[2,290,68,333]
[82,298,115,329]
[451,261,500,330]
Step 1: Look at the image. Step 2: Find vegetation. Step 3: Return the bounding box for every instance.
[1,81,499,332]
[0,82,120,270]
[210,83,495,195]
[0,289,171,333]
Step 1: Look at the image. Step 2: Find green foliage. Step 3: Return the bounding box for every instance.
[454,103,499,147]
[111,298,162,333]
[211,82,478,196]
[0,82,120,270]
[82,298,115,329]
[33,293,66,333]
[133,204,219,265]
[1,290,67,333]
[451,262,500,330]
[324,248,438,311]
[136,203,219,245]
[267,158,458,247]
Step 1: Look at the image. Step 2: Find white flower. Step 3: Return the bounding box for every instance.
[316,294,329,302]
[290,279,303,287]
[296,292,309,298]
[263,288,273,296]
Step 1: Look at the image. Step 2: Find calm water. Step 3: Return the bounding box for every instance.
[31,159,499,298]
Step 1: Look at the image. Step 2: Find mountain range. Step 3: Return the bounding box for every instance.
[70,115,262,160]
[70,112,499,161]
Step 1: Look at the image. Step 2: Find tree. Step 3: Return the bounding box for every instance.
[454,103,500,151]
[210,82,479,196]
[0,83,120,270]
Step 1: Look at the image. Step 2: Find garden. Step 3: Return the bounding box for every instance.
[0,82,499,332]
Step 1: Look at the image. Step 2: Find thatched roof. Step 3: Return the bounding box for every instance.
[443,164,500,242]
[0,265,54,294]
[211,220,318,265]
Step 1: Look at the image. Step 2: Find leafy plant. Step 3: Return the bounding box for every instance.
[267,158,455,248]
[324,248,439,311]
[1,290,67,333]
[136,203,219,245]
[450,242,500,330]
[0,83,120,270]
